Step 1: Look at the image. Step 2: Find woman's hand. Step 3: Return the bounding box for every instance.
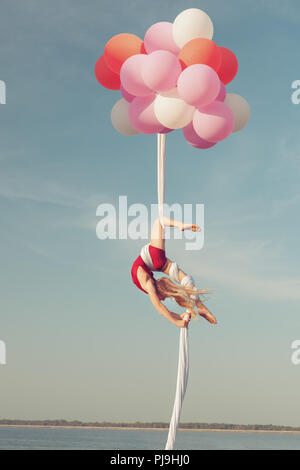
[180,223,201,232]
[147,284,192,328]
[176,312,191,328]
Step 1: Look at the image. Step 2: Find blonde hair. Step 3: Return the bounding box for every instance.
[154,276,210,320]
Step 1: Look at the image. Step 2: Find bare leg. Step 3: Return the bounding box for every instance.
[163,258,217,325]
[196,298,217,324]
[150,218,216,324]
[150,217,183,251]
[162,258,188,282]
[150,217,200,251]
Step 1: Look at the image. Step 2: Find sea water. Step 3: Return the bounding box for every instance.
[0,427,300,450]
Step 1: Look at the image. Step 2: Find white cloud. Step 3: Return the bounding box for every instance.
[0,172,107,209]
[0,184,98,208]
[200,260,300,301]
[167,237,300,302]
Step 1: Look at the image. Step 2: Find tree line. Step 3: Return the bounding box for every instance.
[0,419,299,431]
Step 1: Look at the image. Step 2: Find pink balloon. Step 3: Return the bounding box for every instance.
[120,54,153,97]
[120,84,135,102]
[159,126,173,134]
[216,82,226,102]
[144,22,180,55]
[129,94,164,134]
[177,64,220,107]
[193,100,234,143]
[183,122,216,149]
[142,50,182,92]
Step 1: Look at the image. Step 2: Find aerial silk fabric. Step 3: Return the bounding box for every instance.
[164,259,190,450]
[165,318,189,450]
[140,243,154,270]
[157,133,190,450]
[157,134,166,228]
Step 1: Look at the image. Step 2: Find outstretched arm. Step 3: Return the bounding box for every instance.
[150,217,201,252]
[145,279,190,328]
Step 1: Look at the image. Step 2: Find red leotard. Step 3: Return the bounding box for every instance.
[131,245,167,294]
[131,255,154,294]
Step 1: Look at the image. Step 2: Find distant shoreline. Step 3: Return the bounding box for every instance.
[1,425,300,435]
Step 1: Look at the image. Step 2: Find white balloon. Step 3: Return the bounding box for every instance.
[173,8,214,48]
[111,98,139,136]
[224,93,250,132]
[154,88,195,130]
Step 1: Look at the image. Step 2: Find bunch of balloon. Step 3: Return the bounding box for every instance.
[95,7,250,148]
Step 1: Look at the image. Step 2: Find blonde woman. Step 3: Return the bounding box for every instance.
[131,217,217,328]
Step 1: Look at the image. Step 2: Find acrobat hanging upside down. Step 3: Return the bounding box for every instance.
[131,216,217,328]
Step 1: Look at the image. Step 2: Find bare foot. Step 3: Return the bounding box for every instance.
[197,302,217,324]
[199,310,217,324]
[180,223,201,232]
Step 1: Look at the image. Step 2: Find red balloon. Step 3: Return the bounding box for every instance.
[140,42,147,54]
[217,47,238,85]
[178,38,221,72]
[95,55,120,90]
[104,33,144,74]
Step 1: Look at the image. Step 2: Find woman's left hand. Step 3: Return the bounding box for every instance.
[180,312,191,326]
[180,223,201,232]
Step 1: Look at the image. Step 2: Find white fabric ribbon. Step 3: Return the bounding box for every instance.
[157,135,194,449]
[157,133,166,229]
[165,266,200,449]
[165,314,190,450]
[169,264,199,301]
[140,243,154,270]
[181,275,199,301]
[169,261,179,284]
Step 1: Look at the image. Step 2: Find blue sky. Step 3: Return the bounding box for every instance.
[0,0,300,427]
